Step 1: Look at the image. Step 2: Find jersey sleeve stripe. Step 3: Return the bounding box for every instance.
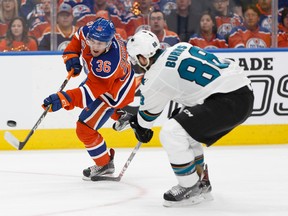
[99,69,135,107]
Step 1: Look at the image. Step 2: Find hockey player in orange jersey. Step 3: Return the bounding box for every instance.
[42,18,137,180]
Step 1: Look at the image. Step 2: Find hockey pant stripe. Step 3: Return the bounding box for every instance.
[86,134,109,162]
[171,161,196,176]
[79,98,114,130]
[76,121,110,166]
[77,99,114,166]
[195,155,204,165]
[86,138,107,158]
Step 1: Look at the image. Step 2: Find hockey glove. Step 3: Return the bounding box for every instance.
[129,115,153,143]
[112,109,133,131]
[42,91,71,112]
[63,53,82,77]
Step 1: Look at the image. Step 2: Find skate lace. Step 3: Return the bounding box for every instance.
[89,165,103,174]
[169,185,187,196]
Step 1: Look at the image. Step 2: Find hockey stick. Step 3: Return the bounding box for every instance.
[91,141,142,182]
[4,69,74,150]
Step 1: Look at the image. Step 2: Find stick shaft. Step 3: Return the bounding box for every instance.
[91,141,142,181]
[117,141,142,179]
[6,70,74,150]
[18,105,51,150]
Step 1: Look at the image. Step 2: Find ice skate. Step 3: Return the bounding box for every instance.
[200,164,212,194]
[82,148,115,181]
[112,109,133,131]
[163,164,213,207]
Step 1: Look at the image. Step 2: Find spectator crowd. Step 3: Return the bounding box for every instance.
[0,0,288,52]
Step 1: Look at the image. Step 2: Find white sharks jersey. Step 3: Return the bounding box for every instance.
[138,42,251,129]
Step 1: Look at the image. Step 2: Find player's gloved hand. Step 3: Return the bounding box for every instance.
[63,53,82,77]
[42,91,71,112]
[129,115,153,143]
[112,109,133,131]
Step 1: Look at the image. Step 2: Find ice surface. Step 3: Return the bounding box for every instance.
[0,145,287,216]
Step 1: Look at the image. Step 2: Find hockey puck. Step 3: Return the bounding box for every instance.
[7,120,17,127]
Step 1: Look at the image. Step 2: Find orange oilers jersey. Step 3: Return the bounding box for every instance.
[215,14,243,38]
[124,14,150,38]
[256,3,272,32]
[188,33,228,49]
[63,25,136,109]
[0,22,8,37]
[228,25,271,48]
[278,30,288,47]
[29,21,50,42]
[158,29,180,49]
[0,38,38,52]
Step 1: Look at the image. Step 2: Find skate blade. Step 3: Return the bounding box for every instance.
[82,176,92,181]
[82,173,114,181]
[163,192,213,207]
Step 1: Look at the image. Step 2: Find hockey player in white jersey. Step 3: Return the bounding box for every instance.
[126,30,254,207]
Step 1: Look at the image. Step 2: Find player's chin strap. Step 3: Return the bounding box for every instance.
[104,41,112,53]
[139,57,150,71]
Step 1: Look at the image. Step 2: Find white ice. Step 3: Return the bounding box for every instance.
[0,145,288,216]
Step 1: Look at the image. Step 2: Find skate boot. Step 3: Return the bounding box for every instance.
[163,164,213,207]
[112,109,133,131]
[200,164,212,194]
[163,182,203,207]
[82,148,115,181]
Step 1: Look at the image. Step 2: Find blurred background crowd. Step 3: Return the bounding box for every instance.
[0,0,287,52]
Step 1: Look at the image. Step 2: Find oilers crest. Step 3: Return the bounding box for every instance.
[246,38,267,48]
[58,41,71,51]
[71,4,91,18]
[217,23,233,37]
[260,16,272,32]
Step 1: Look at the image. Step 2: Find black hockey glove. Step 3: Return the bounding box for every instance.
[129,115,153,143]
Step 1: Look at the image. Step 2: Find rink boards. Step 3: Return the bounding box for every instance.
[0,49,288,150]
[0,124,288,150]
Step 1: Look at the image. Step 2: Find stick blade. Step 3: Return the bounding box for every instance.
[4,131,20,150]
[91,175,121,182]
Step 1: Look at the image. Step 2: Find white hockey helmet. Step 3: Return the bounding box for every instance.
[127,30,160,69]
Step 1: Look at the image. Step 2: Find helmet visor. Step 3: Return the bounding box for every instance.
[86,37,110,50]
